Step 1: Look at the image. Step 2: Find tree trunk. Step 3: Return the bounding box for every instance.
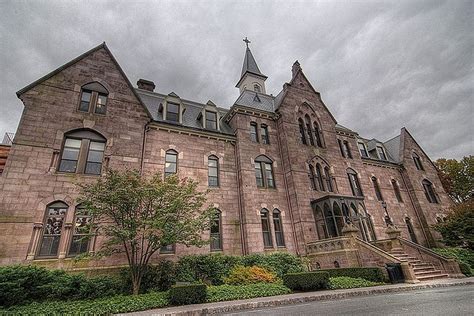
[131,273,141,295]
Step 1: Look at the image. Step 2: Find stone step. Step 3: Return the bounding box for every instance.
[413,266,436,272]
[416,273,449,281]
[414,269,443,276]
[412,262,433,268]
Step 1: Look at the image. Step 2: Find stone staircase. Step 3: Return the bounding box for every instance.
[389,247,449,281]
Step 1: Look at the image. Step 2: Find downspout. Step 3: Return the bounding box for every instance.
[140,120,151,175]
[234,130,248,255]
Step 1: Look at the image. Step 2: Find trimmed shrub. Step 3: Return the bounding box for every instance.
[283,272,330,291]
[319,267,386,283]
[329,276,384,289]
[224,266,277,285]
[120,261,176,293]
[240,252,305,278]
[169,284,207,306]
[207,283,291,302]
[175,254,241,285]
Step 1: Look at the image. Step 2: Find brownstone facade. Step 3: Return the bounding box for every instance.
[0,43,453,272]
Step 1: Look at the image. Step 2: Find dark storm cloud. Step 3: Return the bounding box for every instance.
[0,0,472,159]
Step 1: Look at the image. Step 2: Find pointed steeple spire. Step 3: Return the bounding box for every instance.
[236,38,267,94]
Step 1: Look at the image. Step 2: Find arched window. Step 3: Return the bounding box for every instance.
[273,209,285,247]
[38,201,68,258]
[210,209,222,251]
[334,261,340,268]
[313,121,323,147]
[79,82,108,114]
[413,152,424,171]
[338,140,352,159]
[405,217,418,243]
[255,155,275,188]
[254,84,261,93]
[208,155,219,187]
[347,168,363,197]
[309,164,317,190]
[324,167,333,192]
[298,118,307,145]
[58,129,106,175]
[260,209,273,248]
[391,180,403,202]
[165,150,178,177]
[250,122,258,142]
[68,204,92,256]
[304,115,314,146]
[371,176,383,201]
[261,124,270,144]
[324,203,338,238]
[314,206,328,239]
[315,164,325,191]
[422,179,438,203]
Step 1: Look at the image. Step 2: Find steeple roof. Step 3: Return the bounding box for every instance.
[240,47,267,79]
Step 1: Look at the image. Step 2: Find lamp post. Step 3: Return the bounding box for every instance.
[381,201,393,226]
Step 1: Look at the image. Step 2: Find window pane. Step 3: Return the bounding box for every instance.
[62,147,80,160]
[255,163,264,187]
[358,143,368,158]
[65,138,82,148]
[89,141,105,151]
[167,103,179,122]
[377,147,387,160]
[39,206,66,257]
[95,94,107,114]
[250,124,258,142]
[265,163,275,188]
[79,91,91,112]
[208,159,217,167]
[165,153,177,176]
[85,162,102,175]
[59,159,77,173]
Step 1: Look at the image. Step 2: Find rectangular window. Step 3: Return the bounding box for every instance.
[338,139,345,158]
[255,163,264,187]
[79,90,92,112]
[265,163,275,188]
[261,212,273,248]
[68,208,92,256]
[261,125,269,144]
[160,244,175,254]
[392,180,403,202]
[273,213,285,247]
[343,141,352,159]
[205,111,217,130]
[210,213,222,251]
[358,142,368,158]
[59,138,82,173]
[250,123,258,142]
[377,146,387,160]
[95,93,107,114]
[85,141,105,175]
[166,103,180,122]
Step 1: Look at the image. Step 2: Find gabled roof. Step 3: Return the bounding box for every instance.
[15,42,153,119]
[233,90,274,113]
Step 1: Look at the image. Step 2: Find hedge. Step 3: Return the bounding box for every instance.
[329,276,385,290]
[224,266,277,285]
[169,284,207,306]
[120,260,176,293]
[318,267,386,283]
[432,247,474,275]
[282,272,330,291]
[207,283,291,302]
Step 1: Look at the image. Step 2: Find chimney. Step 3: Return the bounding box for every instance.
[292,60,301,78]
[137,79,156,92]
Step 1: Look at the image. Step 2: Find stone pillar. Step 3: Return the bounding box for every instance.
[58,223,73,259]
[341,222,359,239]
[401,262,419,283]
[26,223,43,260]
[386,225,402,250]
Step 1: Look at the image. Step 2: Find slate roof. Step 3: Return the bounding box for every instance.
[234,90,275,113]
[240,47,267,79]
[383,135,402,163]
[136,89,234,136]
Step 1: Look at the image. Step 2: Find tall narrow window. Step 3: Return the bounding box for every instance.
[250,122,258,142]
[316,164,325,191]
[298,118,307,145]
[305,115,314,146]
[313,122,323,147]
[38,202,68,258]
[338,139,345,157]
[347,169,363,196]
[422,179,438,203]
[68,205,92,256]
[358,142,368,158]
[261,124,270,144]
[405,217,418,243]
[205,111,217,130]
[79,90,92,112]
[343,141,352,159]
[309,164,317,190]
[376,146,387,160]
[208,155,219,187]
[260,209,273,248]
[324,167,333,192]
[273,209,285,247]
[392,180,403,202]
[95,93,108,114]
[413,153,424,171]
[210,210,222,251]
[255,155,275,188]
[165,150,178,177]
[58,129,106,175]
[372,176,383,201]
[166,103,180,122]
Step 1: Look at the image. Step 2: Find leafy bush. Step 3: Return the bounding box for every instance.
[207,283,291,302]
[432,247,474,269]
[319,267,386,283]
[169,284,207,306]
[120,261,176,293]
[224,266,277,285]
[283,272,330,291]
[0,265,123,307]
[458,262,473,276]
[329,277,384,290]
[240,252,305,278]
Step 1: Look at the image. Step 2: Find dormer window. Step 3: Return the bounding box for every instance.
[358,142,368,158]
[78,82,108,114]
[166,103,180,122]
[376,146,387,160]
[205,111,217,130]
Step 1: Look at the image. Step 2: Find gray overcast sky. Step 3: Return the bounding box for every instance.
[0,0,472,159]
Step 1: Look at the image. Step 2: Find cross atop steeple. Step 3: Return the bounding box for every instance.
[243,37,251,48]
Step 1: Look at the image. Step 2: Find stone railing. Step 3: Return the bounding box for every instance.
[306,236,352,254]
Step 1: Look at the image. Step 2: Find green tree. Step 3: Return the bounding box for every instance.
[435,156,474,203]
[434,200,474,250]
[77,170,214,295]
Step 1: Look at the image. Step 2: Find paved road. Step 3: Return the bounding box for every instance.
[225,285,474,316]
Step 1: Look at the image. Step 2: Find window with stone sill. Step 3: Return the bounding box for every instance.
[347,168,363,197]
[68,205,92,256]
[392,179,403,202]
[205,111,217,130]
[78,82,109,114]
[413,152,424,171]
[305,115,315,146]
[210,209,222,251]
[260,209,273,248]
[58,129,106,175]
[37,201,68,258]
[298,118,307,145]
[273,209,285,247]
[339,139,352,159]
[422,179,438,203]
[261,124,270,144]
[371,176,383,201]
[165,150,178,177]
[208,155,219,187]
[313,121,323,147]
[250,122,258,143]
[255,155,275,189]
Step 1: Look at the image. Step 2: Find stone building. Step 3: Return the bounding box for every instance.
[0,42,460,281]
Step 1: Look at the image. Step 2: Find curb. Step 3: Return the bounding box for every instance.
[122,279,474,316]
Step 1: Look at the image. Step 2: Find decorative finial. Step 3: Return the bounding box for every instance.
[243,37,251,48]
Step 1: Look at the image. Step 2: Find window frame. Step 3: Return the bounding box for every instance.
[205,110,218,130]
[160,244,176,254]
[313,121,323,147]
[391,179,403,202]
[164,150,178,177]
[358,142,368,158]
[260,209,273,248]
[78,82,109,115]
[305,115,314,146]
[298,118,307,145]
[324,167,333,192]
[376,146,387,160]
[166,102,180,123]
[255,156,275,189]
[261,124,270,144]
[347,169,363,197]
[250,122,259,143]
[371,176,383,201]
[210,209,222,251]
[422,179,438,203]
[68,205,93,257]
[37,201,68,259]
[413,153,424,171]
[208,155,219,187]
[273,209,285,248]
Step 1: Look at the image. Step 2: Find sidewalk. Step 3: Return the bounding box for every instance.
[119,277,474,316]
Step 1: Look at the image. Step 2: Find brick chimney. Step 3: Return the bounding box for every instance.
[137,79,156,92]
